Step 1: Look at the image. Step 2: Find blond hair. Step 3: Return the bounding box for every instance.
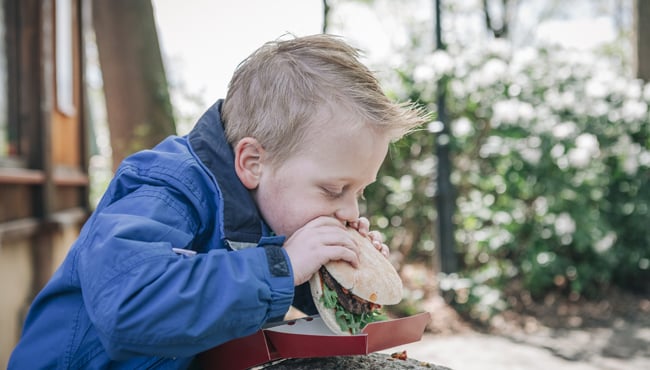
[222,34,427,166]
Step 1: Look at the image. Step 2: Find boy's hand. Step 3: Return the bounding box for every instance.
[283,217,360,286]
[348,217,390,258]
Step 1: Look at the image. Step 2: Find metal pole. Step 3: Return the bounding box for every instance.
[434,0,457,273]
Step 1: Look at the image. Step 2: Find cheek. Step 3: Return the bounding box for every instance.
[255,179,302,235]
[258,190,332,237]
[268,199,320,237]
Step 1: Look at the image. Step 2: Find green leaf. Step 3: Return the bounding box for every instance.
[320,283,387,334]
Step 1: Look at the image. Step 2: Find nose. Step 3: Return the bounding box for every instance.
[334,197,360,225]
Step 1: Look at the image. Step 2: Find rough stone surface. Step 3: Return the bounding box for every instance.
[260,352,452,369]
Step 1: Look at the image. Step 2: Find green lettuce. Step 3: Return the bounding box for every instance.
[320,281,387,334]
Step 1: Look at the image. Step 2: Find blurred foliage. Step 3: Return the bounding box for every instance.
[364,39,650,321]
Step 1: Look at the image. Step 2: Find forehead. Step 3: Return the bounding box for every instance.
[287,117,390,183]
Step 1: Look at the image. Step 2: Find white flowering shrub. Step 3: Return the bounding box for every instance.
[368,40,650,316]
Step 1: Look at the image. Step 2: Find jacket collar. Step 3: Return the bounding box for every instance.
[188,100,264,246]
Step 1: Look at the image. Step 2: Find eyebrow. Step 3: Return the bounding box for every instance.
[337,177,378,189]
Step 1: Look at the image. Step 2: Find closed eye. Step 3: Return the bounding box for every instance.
[321,185,367,200]
[321,187,344,199]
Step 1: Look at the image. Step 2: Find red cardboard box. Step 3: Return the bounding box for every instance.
[198,312,431,369]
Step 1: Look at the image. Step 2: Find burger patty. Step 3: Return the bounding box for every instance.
[319,266,375,315]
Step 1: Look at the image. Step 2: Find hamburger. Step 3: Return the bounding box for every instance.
[309,228,403,335]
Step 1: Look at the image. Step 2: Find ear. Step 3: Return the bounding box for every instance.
[234,137,265,190]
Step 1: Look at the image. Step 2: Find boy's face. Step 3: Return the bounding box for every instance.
[245,116,390,239]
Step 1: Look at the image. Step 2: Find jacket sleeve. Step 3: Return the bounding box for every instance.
[75,184,294,360]
[292,282,318,315]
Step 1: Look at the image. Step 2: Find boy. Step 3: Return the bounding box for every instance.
[9,34,427,368]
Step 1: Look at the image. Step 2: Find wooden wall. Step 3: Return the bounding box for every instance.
[0,0,89,367]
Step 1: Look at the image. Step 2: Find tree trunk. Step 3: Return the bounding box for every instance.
[482,0,513,38]
[634,0,650,81]
[322,0,331,34]
[92,0,175,171]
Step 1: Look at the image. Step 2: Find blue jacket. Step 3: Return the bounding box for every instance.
[9,101,314,369]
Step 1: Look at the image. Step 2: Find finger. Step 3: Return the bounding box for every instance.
[318,227,359,250]
[326,245,360,267]
[355,217,371,235]
[306,215,348,229]
[336,233,360,255]
[368,230,384,244]
[380,242,390,257]
[371,238,389,256]
[322,229,360,258]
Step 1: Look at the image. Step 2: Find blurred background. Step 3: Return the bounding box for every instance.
[1,0,649,368]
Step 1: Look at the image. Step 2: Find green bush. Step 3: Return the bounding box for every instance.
[367,40,650,317]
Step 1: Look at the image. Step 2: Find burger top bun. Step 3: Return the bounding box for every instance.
[321,228,403,305]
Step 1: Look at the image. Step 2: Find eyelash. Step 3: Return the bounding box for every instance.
[322,187,366,200]
[323,188,344,199]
